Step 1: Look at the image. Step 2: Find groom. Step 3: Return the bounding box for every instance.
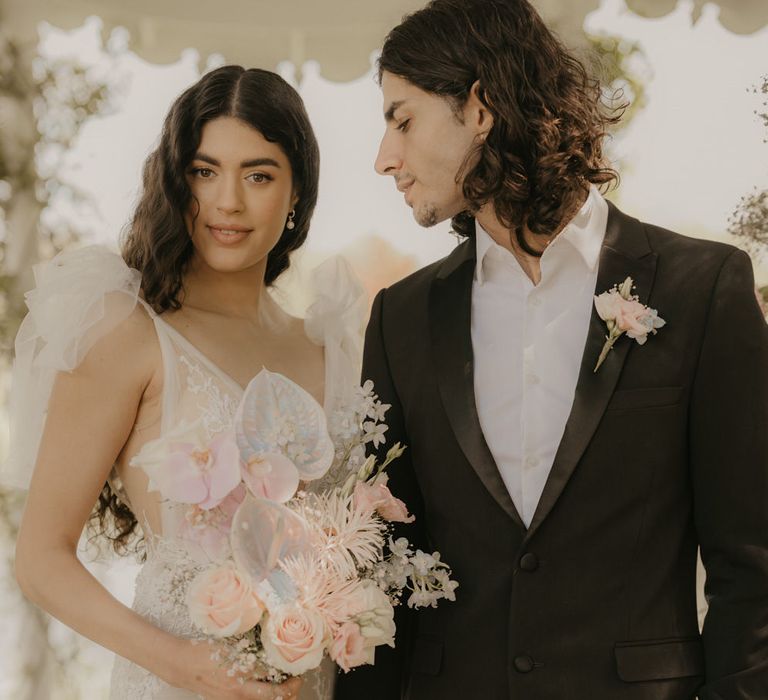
[335,0,768,699]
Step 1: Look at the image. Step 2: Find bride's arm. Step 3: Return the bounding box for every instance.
[13,308,300,700]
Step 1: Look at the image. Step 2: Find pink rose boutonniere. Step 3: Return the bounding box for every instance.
[593,276,666,372]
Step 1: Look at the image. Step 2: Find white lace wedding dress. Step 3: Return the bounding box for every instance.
[5,245,367,700]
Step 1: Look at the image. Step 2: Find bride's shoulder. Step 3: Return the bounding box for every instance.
[18,243,158,376]
[304,255,367,345]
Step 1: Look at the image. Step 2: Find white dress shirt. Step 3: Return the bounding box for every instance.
[471,185,608,526]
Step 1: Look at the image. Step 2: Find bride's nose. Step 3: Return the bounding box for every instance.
[216,176,244,214]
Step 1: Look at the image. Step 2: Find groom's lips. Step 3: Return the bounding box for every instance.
[397,180,415,205]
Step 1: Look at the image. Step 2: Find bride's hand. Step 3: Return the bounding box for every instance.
[166,639,303,700]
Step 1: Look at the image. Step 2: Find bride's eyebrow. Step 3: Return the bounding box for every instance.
[240,158,280,168]
[192,153,281,168]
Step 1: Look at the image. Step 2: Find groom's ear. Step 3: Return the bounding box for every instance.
[466,80,494,137]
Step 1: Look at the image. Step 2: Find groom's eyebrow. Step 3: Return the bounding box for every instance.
[193,153,281,168]
[384,100,406,123]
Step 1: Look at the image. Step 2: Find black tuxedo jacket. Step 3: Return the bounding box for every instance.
[334,203,768,699]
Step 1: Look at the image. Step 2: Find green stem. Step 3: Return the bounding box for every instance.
[594,329,625,372]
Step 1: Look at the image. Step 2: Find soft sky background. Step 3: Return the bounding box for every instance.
[40,0,768,281]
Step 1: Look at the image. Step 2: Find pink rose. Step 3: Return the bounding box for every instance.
[593,291,623,322]
[323,580,394,668]
[260,604,327,675]
[330,622,373,673]
[594,291,650,338]
[320,579,369,628]
[353,474,415,523]
[613,297,650,337]
[187,565,264,637]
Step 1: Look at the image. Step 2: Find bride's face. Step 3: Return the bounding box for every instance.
[185,116,296,274]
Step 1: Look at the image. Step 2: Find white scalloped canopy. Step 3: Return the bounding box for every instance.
[4,0,764,87]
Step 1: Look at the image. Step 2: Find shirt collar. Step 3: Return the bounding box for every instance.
[474,220,497,285]
[474,184,607,285]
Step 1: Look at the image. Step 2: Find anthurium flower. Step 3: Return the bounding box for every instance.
[241,451,300,503]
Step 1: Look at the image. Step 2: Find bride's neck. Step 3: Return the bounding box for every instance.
[180,256,270,321]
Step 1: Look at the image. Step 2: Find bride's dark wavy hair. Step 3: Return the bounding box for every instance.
[379,0,624,252]
[89,65,320,553]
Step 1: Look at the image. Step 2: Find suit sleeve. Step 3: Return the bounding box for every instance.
[334,288,428,700]
[691,249,768,699]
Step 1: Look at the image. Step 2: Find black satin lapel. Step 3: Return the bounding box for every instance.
[526,217,658,539]
[429,261,525,529]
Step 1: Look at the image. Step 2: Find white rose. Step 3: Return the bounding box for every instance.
[354,580,396,649]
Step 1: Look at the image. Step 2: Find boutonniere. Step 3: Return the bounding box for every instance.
[593,277,666,373]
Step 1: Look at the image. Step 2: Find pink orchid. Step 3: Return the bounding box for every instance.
[181,484,246,559]
[132,421,242,510]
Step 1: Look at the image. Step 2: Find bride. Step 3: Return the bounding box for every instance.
[8,65,365,699]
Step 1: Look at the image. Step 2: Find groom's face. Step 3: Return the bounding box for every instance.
[375,72,483,227]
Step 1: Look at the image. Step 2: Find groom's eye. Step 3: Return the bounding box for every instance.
[397,119,411,133]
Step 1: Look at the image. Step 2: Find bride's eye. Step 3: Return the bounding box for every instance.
[247,172,273,184]
[189,167,214,179]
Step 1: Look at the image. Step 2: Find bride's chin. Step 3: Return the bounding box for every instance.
[191,248,263,275]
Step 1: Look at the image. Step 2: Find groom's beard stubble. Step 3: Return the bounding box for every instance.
[416,204,439,227]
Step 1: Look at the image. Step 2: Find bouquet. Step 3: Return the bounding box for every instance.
[133,372,458,681]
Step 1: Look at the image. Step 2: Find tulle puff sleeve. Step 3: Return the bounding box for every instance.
[2,245,142,490]
[304,256,367,416]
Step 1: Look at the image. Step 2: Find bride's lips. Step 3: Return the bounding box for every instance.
[207,224,253,246]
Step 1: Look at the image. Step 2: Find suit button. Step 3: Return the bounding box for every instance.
[519,552,539,572]
[514,655,535,673]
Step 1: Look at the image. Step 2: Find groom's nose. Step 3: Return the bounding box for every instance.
[374,132,401,176]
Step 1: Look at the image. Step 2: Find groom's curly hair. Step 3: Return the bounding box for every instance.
[90,66,320,553]
[379,0,624,251]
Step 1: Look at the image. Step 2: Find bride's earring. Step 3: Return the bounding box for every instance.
[286,209,296,231]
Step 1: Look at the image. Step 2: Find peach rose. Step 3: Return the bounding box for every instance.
[593,290,624,322]
[260,604,327,675]
[187,565,264,638]
[613,297,650,337]
[353,474,414,523]
[594,289,660,342]
[325,580,394,669]
[330,622,373,673]
[321,579,369,625]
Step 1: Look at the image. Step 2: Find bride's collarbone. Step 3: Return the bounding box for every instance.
[161,309,325,398]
